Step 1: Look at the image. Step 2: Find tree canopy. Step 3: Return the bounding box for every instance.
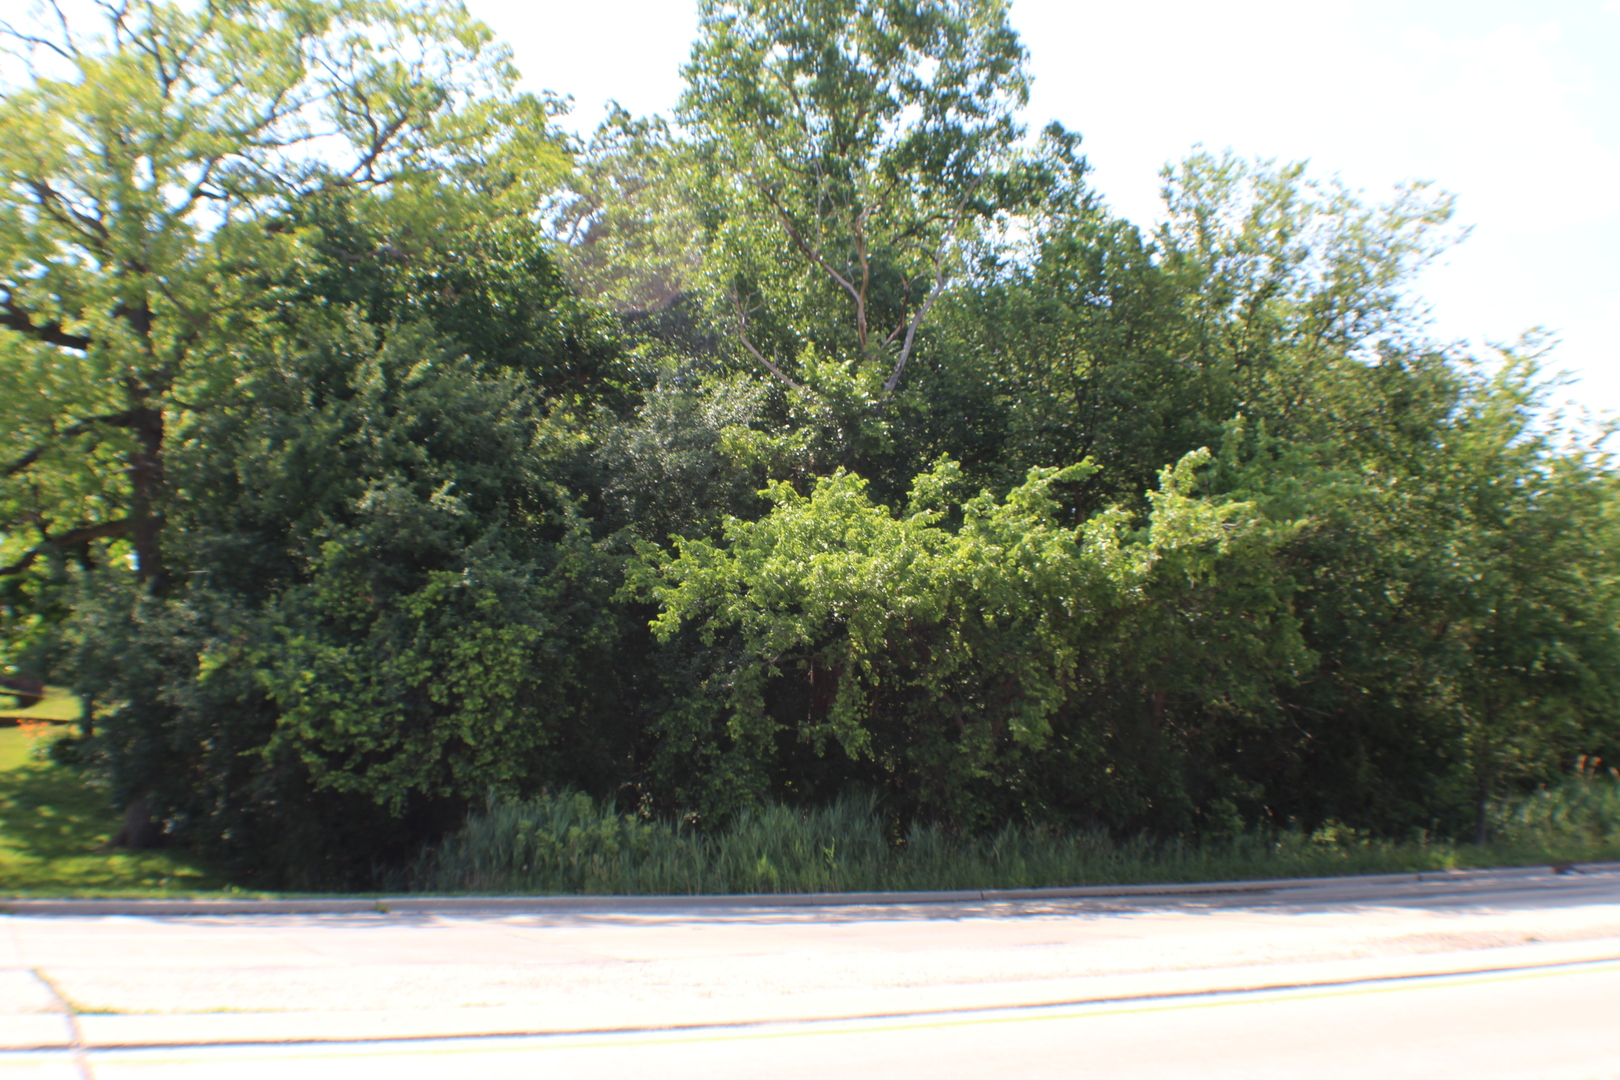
[0,0,563,593]
[2,0,1616,886]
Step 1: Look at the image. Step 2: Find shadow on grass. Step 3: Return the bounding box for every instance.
[0,686,85,723]
[0,728,228,895]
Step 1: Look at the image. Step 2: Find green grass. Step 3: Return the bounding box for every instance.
[411,785,1620,897]
[0,726,230,897]
[0,685,84,723]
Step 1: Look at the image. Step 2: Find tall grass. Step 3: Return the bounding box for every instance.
[412,775,1620,896]
[1487,768,1620,859]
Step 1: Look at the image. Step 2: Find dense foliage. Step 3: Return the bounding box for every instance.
[413,774,1620,897]
[3,0,1617,887]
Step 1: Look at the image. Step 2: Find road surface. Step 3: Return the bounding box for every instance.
[2,864,1618,1077]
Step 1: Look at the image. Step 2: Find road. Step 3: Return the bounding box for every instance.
[2,864,1618,1078]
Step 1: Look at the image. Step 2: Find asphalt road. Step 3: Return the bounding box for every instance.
[3,864,1619,1078]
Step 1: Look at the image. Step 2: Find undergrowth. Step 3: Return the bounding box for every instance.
[411,776,1620,896]
[8,715,1619,899]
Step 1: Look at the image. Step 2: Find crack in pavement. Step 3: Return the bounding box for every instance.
[29,967,90,1079]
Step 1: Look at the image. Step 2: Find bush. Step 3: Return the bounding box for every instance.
[1491,765,1620,850]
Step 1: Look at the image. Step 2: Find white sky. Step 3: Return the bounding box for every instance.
[476,2,1619,413]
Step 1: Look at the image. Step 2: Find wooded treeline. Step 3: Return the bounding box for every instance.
[3,0,1617,888]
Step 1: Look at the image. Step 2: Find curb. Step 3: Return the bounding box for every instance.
[3,862,1616,917]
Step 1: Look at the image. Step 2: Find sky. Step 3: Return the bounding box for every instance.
[462,0,1620,418]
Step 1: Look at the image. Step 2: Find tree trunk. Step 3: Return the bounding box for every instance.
[126,405,168,595]
[1472,701,1495,846]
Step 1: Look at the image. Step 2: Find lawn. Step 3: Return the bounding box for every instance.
[0,723,230,896]
[0,685,84,723]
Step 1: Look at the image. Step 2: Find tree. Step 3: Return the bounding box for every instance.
[678,0,1056,398]
[547,108,709,325]
[1416,351,1620,841]
[0,0,561,599]
[60,313,633,886]
[635,450,1306,824]
[926,151,1463,501]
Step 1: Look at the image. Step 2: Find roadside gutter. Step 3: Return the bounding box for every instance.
[5,862,1615,917]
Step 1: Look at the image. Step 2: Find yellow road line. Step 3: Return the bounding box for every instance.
[64,955,1620,1067]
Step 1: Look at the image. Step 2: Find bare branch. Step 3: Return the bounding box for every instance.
[880,180,982,397]
[0,0,83,63]
[730,290,800,389]
[883,247,947,397]
[758,185,868,331]
[45,0,82,53]
[0,24,75,63]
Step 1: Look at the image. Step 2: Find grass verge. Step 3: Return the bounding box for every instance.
[0,726,230,897]
[411,784,1620,896]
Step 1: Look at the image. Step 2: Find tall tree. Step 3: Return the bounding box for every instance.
[0,0,561,597]
[679,0,1053,398]
[1420,351,1620,841]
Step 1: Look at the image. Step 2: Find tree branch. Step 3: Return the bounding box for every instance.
[758,185,868,330]
[0,519,129,577]
[0,296,91,350]
[3,409,144,479]
[0,24,76,63]
[883,247,947,397]
[852,203,874,353]
[27,180,111,250]
[881,181,981,397]
[730,290,800,389]
[3,442,54,481]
